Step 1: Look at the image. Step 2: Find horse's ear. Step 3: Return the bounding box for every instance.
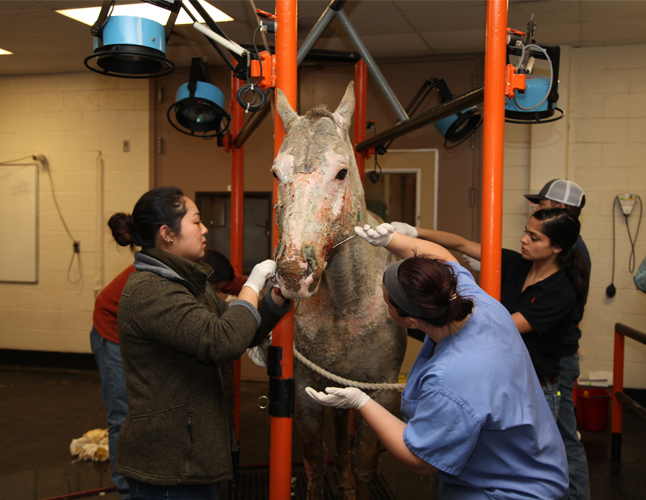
[333,81,355,132]
[276,88,299,132]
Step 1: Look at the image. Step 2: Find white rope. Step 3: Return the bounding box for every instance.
[293,347,405,391]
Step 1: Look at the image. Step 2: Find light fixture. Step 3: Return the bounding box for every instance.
[83,1,178,78]
[167,57,230,139]
[0,48,12,55]
[505,18,563,124]
[430,79,482,148]
[433,106,482,148]
[376,77,482,153]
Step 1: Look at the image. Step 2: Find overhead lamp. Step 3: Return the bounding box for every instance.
[167,57,230,139]
[83,0,178,78]
[505,19,563,124]
[376,77,483,153]
[430,79,482,148]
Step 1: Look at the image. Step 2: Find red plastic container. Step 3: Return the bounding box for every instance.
[576,387,611,432]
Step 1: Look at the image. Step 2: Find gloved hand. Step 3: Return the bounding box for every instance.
[305,386,370,410]
[353,223,395,247]
[243,259,276,296]
[247,332,272,368]
[391,221,418,238]
[462,254,481,272]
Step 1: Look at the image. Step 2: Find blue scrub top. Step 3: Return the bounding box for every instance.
[401,262,568,499]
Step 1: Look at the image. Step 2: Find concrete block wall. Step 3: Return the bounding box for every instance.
[570,45,646,389]
[503,44,646,389]
[0,72,149,353]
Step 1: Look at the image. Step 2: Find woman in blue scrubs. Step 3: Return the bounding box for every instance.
[307,224,569,499]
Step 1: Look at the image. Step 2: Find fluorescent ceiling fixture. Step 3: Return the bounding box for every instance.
[57,1,233,26]
[0,48,12,55]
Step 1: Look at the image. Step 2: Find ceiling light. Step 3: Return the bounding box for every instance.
[84,14,175,78]
[167,57,230,139]
[0,49,12,55]
[57,1,232,26]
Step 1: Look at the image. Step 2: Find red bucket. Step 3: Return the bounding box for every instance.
[576,387,611,432]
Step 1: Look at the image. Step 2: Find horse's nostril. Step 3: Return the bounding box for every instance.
[302,244,318,275]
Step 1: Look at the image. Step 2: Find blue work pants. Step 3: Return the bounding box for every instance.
[90,327,131,499]
[557,354,591,500]
[541,375,561,420]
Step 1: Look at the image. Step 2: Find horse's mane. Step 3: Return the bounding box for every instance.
[305,107,334,121]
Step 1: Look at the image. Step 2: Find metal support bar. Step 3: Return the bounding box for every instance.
[615,392,646,420]
[480,0,507,299]
[611,322,646,462]
[334,10,408,123]
[355,86,484,152]
[616,322,646,344]
[186,0,237,72]
[297,7,337,66]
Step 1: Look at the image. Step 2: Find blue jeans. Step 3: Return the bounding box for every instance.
[90,327,131,499]
[127,479,220,500]
[557,354,591,500]
[541,375,561,420]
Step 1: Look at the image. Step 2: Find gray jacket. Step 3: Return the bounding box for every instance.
[115,248,289,485]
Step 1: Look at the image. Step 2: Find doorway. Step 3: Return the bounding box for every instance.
[196,192,273,274]
[364,170,419,226]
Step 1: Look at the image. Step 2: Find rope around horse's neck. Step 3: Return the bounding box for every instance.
[293,347,406,391]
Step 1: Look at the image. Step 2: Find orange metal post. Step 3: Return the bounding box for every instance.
[611,329,624,435]
[353,59,367,183]
[480,0,507,299]
[231,68,245,434]
[270,1,297,499]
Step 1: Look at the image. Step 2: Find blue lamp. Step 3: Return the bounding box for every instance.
[84,1,177,78]
[167,57,230,139]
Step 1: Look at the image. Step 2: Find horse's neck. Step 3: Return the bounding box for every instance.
[322,241,383,310]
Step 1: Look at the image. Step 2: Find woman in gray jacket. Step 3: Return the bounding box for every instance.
[108,186,290,500]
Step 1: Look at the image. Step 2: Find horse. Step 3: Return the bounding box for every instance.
[272,81,407,500]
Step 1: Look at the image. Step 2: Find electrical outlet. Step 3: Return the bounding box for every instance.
[123,140,131,153]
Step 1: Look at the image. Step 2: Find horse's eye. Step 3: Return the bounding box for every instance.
[335,169,348,180]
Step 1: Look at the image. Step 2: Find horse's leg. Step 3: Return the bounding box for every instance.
[353,388,401,500]
[294,372,328,500]
[333,408,356,500]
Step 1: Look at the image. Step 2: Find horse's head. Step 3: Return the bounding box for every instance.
[272,82,366,299]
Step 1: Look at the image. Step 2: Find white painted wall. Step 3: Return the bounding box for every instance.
[503,44,646,389]
[0,72,149,353]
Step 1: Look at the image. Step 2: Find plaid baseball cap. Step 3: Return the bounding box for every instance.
[524,179,586,208]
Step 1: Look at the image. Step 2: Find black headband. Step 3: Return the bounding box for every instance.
[383,260,429,318]
[384,259,458,320]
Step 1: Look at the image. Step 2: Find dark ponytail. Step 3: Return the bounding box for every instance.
[391,255,473,327]
[532,208,589,307]
[108,187,186,251]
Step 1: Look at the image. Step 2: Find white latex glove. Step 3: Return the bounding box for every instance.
[243,259,276,296]
[462,254,481,272]
[305,386,370,410]
[247,332,272,368]
[391,221,418,238]
[353,223,395,247]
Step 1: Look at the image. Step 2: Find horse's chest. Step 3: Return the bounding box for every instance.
[293,285,400,368]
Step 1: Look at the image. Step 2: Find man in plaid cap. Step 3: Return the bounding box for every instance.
[525,179,590,500]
